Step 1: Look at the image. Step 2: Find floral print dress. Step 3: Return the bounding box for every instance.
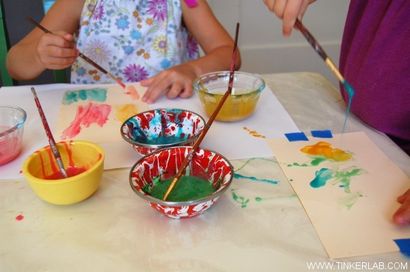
[71,0,199,84]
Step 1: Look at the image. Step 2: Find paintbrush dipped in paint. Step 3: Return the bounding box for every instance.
[27,17,126,89]
[294,19,354,132]
[162,23,240,201]
[31,87,68,178]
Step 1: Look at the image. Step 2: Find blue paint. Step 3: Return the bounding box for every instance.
[310,168,333,188]
[62,88,107,105]
[394,239,410,257]
[311,130,333,138]
[233,173,278,185]
[342,81,355,133]
[285,132,308,142]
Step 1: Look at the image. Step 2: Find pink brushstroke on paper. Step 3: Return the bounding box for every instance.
[61,102,111,139]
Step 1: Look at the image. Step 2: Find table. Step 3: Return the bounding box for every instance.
[1,72,409,272]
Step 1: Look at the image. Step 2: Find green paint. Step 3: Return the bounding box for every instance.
[62,88,107,105]
[338,191,363,209]
[231,189,250,208]
[255,197,263,202]
[144,175,215,202]
[332,167,363,193]
[288,156,326,167]
[234,157,276,172]
[310,168,333,188]
[233,173,278,185]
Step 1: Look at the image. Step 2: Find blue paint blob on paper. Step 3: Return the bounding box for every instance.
[394,239,410,257]
[311,130,333,138]
[285,132,308,142]
[310,168,333,188]
[63,88,107,105]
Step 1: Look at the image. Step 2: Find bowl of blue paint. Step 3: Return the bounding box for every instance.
[120,108,206,156]
[129,146,234,219]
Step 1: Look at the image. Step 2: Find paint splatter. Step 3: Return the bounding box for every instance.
[309,166,364,208]
[301,141,352,162]
[115,104,139,123]
[243,127,266,138]
[233,173,278,185]
[125,85,140,100]
[61,102,111,139]
[231,189,250,208]
[62,88,107,105]
[15,214,24,221]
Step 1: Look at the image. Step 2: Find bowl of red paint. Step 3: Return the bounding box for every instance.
[120,108,205,156]
[22,141,104,205]
[129,146,233,219]
[0,106,26,165]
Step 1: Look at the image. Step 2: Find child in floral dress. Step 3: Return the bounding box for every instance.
[7,0,240,103]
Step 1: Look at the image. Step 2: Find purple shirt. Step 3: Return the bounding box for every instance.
[340,0,410,153]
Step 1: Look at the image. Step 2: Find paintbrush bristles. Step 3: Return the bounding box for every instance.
[162,23,240,201]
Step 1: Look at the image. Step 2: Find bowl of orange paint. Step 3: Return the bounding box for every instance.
[193,71,265,122]
[0,106,26,165]
[22,141,104,205]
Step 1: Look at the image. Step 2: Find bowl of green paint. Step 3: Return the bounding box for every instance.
[121,108,206,156]
[129,146,233,218]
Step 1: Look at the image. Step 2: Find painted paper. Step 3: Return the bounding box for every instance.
[267,132,410,258]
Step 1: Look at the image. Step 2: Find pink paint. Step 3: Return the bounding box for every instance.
[61,102,111,139]
[15,214,24,221]
[184,0,198,8]
[125,85,140,100]
[0,126,23,165]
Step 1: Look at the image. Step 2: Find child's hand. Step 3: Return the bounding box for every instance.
[36,31,78,70]
[393,189,410,226]
[140,64,197,103]
[263,0,315,36]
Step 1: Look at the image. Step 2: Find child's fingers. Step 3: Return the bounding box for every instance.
[142,76,170,103]
[397,189,410,204]
[166,83,184,99]
[178,83,193,98]
[393,196,410,226]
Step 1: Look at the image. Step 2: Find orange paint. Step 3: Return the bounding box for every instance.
[125,85,140,100]
[300,141,352,161]
[243,126,266,138]
[45,165,87,180]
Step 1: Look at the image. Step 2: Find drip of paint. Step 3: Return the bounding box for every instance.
[243,127,266,138]
[15,214,24,221]
[342,81,355,133]
[145,176,215,202]
[231,189,250,208]
[233,173,278,185]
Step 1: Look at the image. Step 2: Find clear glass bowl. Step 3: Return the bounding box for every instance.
[0,106,27,165]
[193,71,265,122]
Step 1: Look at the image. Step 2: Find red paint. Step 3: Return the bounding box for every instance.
[15,214,24,221]
[61,102,111,139]
[45,165,87,180]
[0,126,23,165]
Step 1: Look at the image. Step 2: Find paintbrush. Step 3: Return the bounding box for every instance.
[27,17,126,89]
[162,22,240,201]
[31,87,68,178]
[294,19,354,132]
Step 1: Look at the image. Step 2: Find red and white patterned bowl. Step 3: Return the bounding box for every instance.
[121,108,205,156]
[129,146,233,219]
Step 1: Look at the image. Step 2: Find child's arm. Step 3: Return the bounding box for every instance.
[6,0,84,80]
[141,0,241,103]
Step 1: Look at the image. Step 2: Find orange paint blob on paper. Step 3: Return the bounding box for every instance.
[300,141,352,161]
[243,126,266,138]
[115,104,139,123]
[125,85,140,100]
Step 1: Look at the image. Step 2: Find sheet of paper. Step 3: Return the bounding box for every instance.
[267,132,410,258]
[0,83,298,180]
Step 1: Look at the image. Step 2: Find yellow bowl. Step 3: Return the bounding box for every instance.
[22,141,104,205]
[193,71,265,122]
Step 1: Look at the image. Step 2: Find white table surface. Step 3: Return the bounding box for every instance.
[1,72,409,272]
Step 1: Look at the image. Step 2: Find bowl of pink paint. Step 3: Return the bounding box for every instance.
[0,106,27,165]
